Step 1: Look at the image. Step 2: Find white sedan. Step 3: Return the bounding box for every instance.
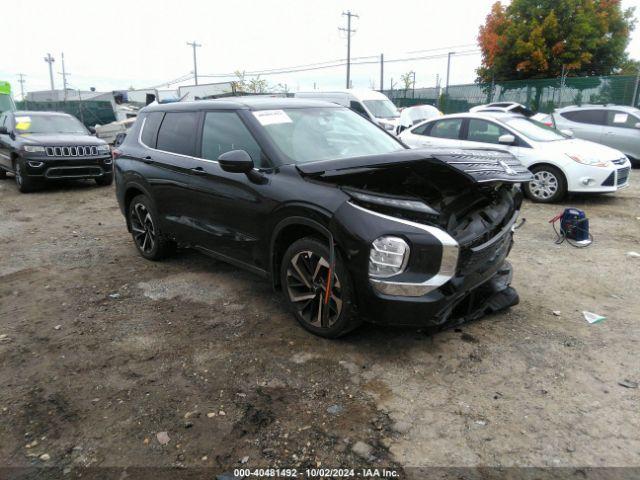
[399,112,632,202]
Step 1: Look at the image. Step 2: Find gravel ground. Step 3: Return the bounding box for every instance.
[0,171,638,478]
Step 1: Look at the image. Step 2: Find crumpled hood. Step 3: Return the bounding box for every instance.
[296,147,533,184]
[541,138,625,162]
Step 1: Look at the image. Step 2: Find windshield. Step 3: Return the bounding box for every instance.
[363,99,399,119]
[13,114,88,134]
[503,117,566,142]
[0,94,15,114]
[255,107,404,164]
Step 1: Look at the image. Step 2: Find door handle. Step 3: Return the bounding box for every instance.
[190,166,206,175]
[142,156,153,164]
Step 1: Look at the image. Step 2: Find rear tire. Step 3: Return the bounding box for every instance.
[280,237,361,338]
[128,194,175,260]
[14,157,39,193]
[524,165,566,203]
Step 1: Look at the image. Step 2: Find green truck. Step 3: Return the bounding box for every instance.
[0,81,16,114]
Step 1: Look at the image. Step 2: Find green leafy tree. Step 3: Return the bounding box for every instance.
[477,0,637,82]
[233,70,270,94]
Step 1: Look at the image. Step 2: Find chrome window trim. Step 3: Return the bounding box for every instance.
[349,202,460,297]
[138,113,264,170]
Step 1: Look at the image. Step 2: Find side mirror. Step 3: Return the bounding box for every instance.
[498,134,516,145]
[0,126,8,135]
[87,126,96,135]
[218,149,254,173]
[561,129,574,137]
[634,122,640,129]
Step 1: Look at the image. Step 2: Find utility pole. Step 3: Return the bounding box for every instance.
[339,10,358,89]
[632,69,640,107]
[444,51,455,111]
[187,41,202,85]
[44,53,55,92]
[379,53,384,92]
[17,73,26,101]
[412,71,416,98]
[59,52,70,101]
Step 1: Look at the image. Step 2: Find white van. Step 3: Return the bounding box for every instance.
[294,89,399,132]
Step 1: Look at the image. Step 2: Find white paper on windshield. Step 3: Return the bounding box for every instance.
[613,113,628,123]
[253,110,292,126]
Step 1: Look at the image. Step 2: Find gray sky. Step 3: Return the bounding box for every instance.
[2,0,640,96]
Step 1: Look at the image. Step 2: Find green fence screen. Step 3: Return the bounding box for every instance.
[385,74,640,114]
[15,100,116,128]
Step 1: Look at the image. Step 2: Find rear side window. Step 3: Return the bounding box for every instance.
[428,118,463,139]
[156,112,199,156]
[201,112,265,167]
[141,112,164,148]
[411,121,433,136]
[606,110,640,129]
[560,110,606,125]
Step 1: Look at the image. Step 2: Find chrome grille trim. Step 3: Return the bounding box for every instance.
[45,145,101,157]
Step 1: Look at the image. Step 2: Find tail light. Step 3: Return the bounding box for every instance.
[112,148,122,160]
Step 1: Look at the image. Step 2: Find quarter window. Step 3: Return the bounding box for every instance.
[201,112,265,167]
[560,110,606,125]
[350,101,369,118]
[606,111,640,129]
[427,118,463,139]
[141,112,164,148]
[467,119,510,144]
[156,112,199,156]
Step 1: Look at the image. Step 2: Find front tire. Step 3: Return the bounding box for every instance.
[95,173,113,186]
[280,237,360,338]
[524,165,567,203]
[14,157,39,193]
[128,195,175,260]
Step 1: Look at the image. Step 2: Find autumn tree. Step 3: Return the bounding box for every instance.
[477,0,636,82]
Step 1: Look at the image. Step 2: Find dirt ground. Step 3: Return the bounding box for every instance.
[0,170,639,479]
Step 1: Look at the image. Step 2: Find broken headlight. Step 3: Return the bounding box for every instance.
[369,236,409,278]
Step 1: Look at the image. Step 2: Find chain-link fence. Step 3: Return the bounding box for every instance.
[385,74,640,114]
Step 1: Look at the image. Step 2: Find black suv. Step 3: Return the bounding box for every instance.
[0,111,113,192]
[115,98,532,338]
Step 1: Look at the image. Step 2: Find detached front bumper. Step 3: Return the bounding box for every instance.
[22,155,113,180]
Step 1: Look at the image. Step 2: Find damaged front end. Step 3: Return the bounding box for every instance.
[297,148,533,327]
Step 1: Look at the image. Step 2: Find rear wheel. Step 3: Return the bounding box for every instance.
[128,195,175,260]
[14,157,39,193]
[281,237,360,338]
[524,165,566,203]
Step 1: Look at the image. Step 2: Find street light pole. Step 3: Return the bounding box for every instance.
[187,41,202,85]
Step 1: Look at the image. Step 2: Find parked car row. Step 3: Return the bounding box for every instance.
[0,93,632,338]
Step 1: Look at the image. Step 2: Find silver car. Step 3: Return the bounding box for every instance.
[553,105,640,167]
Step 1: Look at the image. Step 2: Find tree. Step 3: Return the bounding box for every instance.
[400,71,415,92]
[232,70,270,94]
[477,0,637,82]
